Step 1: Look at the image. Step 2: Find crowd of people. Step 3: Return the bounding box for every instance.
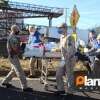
[1,23,100,94]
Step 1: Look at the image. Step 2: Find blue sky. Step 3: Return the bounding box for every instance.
[10,0,100,29]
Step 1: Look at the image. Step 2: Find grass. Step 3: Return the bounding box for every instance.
[0,57,60,70]
[0,57,89,77]
[0,57,88,71]
[0,58,37,70]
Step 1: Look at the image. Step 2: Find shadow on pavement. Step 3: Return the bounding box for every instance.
[0,86,98,100]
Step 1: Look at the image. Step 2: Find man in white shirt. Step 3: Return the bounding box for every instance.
[28,26,42,78]
[56,23,76,94]
[56,23,68,94]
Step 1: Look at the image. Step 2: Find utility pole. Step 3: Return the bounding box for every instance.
[65,8,69,24]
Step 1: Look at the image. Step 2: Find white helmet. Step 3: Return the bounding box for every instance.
[78,39,86,47]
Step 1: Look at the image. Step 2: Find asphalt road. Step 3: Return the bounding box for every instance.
[0,78,99,100]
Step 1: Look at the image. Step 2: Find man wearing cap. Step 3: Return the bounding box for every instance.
[87,34,100,77]
[1,25,33,92]
[28,26,42,78]
[56,23,67,94]
[56,23,76,94]
[93,34,100,78]
[88,30,97,48]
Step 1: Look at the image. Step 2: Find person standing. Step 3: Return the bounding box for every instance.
[88,30,97,48]
[28,26,42,78]
[65,35,76,92]
[1,25,33,92]
[88,30,97,67]
[56,23,67,94]
[56,23,76,94]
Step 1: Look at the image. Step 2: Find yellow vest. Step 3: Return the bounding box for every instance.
[71,32,77,42]
[79,45,84,54]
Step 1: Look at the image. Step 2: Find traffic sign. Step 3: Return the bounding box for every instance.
[70,5,80,28]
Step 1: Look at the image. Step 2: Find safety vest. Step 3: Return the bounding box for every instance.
[71,32,77,42]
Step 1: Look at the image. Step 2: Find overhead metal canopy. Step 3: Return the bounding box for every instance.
[0,1,63,19]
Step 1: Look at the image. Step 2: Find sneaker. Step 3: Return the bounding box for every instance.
[1,83,15,88]
[23,87,33,92]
